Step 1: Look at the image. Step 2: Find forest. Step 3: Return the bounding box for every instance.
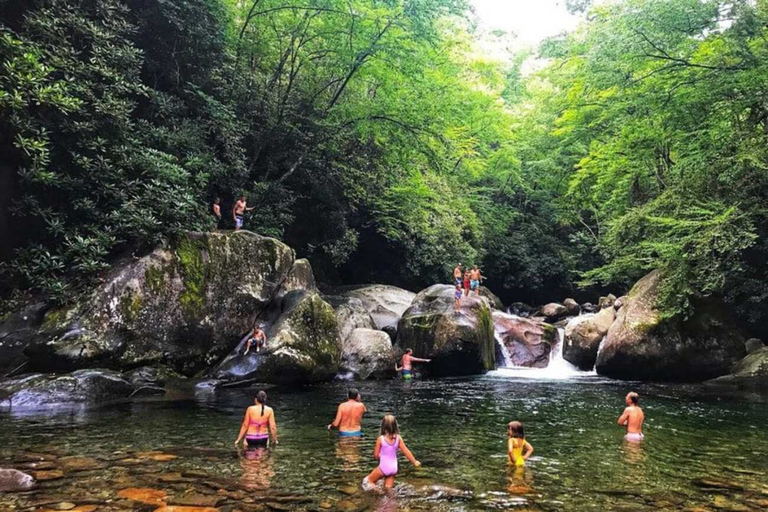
[1,0,767,336]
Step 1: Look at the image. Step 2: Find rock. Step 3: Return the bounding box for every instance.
[154,507,219,512]
[563,298,580,315]
[0,369,134,410]
[563,307,616,371]
[0,303,48,375]
[0,468,35,491]
[493,312,556,368]
[745,338,764,354]
[476,287,503,310]
[279,258,316,295]
[167,494,223,507]
[340,328,395,379]
[23,231,297,375]
[705,347,768,389]
[539,303,567,321]
[30,470,64,481]
[336,500,359,512]
[117,487,168,507]
[325,296,376,342]
[396,285,495,376]
[59,456,104,471]
[596,270,746,381]
[327,285,415,330]
[508,302,535,317]
[598,294,617,309]
[614,296,627,310]
[211,290,341,384]
[581,302,598,313]
[124,365,182,388]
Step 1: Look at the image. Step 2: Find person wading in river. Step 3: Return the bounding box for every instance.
[395,349,431,380]
[233,195,254,231]
[617,391,645,442]
[328,388,367,437]
[235,390,278,448]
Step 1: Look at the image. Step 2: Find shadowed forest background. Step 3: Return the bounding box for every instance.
[1,0,767,336]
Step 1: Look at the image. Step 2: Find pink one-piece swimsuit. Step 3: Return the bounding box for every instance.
[378,435,399,476]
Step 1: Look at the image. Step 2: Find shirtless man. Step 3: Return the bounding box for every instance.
[232,195,254,231]
[328,388,367,437]
[617,391,645,442]
[469,265,485,296]
[243,325,267,355]
[453,264,463,286]
[396,349,431,380]
[212,197,222,229]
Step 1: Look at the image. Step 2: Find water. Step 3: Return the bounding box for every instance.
[2,377,768,511]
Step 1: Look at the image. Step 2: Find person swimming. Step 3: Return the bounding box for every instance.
[507,421,534,467]
[363,415,421,490]
[235,390,278,448]
[395,349,431,379]
[328,388,367,437]
[617,391,645,442]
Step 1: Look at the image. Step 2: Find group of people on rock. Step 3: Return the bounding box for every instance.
[235,388,645,491]
[452,263,486,311]
[211,195,254,231]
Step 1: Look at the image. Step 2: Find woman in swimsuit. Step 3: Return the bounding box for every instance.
[235,390,278,448]
[363,415,420,490]
[507,421,534,467]
[463,270,471,297]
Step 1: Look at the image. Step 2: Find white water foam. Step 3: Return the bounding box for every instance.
[490,324,596,380]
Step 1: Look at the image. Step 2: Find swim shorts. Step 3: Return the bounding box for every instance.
[235,215,244,229]
[339,430,363,437]
[470,279,480,290]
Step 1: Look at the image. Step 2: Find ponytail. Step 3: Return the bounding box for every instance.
[256,390,267,416]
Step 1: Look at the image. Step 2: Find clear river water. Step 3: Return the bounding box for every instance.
[2,370,768,511]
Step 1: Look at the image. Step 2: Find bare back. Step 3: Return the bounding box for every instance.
[335,400,366,432]
[620,405,644,434]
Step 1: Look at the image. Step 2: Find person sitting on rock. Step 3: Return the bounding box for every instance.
[244,325,267,355]
[395,349,431,379]
[328,388,367,437]
[617,391,645,442]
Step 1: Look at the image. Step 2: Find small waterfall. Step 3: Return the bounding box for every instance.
[494,330,514,368]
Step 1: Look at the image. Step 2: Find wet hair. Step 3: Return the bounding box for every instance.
[213,197,220,203]
[508,421,525,439]
[256,390,267,415]
[380,415,399,437]
[405,348,413,354]
[627,392,639,405]
[348,388,360,400]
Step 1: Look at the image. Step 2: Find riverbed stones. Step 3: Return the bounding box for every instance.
[598,294,617,309]
[0,369,134,410]
[396,285,495,376]
[493,312,556,368]
[117,487,167,507]
[340,328,395,379]
[0,468,35,492]
[595,270,746,381]
[563,307,616,371]
[540,303,567,321]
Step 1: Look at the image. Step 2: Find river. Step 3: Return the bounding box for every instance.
[2,370,768,511]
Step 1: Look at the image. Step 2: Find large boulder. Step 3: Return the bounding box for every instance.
[341,328,395,379]
[396,285,495,376]
[563,307,616,370]
[325,296,377,342]
[22,232,299,375]
[540,303,568,321]
[0,369,134,410]
[596,270,746,382]
[745,338,764,354]
[598,294,617,310]
[0,469,35,492]
[328,285,415,330]
[0,303,48,375]
[493,312,557,368]
[563,298,580,315]
[705,347,768,390]
[210,290,341,385]
[476,287,504,311]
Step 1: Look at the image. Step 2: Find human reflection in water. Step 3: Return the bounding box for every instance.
[507,465,535,495]
[335,436,363,472]
[371,492,400,512]
[622,436,646,466]
[238,445,275,491]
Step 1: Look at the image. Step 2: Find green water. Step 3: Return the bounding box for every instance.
[1,374,768,511]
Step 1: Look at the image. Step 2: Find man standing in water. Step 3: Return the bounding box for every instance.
[617,391,645,442]
[453,263,463,286]
[328,388,367,437]
[396,349,431,379]
[233,195,254,231]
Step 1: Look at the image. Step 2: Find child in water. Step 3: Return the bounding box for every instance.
[507,421,534,467]
[363,415,421,490]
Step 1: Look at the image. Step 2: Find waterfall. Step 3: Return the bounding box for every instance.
[494,330,514,368]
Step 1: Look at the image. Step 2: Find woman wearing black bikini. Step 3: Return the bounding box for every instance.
[235,390,278,448]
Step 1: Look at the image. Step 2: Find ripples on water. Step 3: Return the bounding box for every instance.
[1,376,768,511]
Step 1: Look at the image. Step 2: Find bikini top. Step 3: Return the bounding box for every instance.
[249,407,269,427]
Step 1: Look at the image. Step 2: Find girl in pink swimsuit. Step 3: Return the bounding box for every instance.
[235,390,278,448]
[363,415,421,489]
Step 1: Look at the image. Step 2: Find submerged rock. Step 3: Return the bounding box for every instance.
[595,270,746,381]
[23,231,297,375]
[396,285,495,376]
[0,468,35,492]
[563,307,616,371]
[0,369,134,409]
[493,312,556,368]
[211,290,341,384]
[340,328,395,379]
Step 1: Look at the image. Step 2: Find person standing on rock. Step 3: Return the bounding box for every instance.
[470,265,485,296]
[233,195,254,231]
[617,391,645,442]
[396,349,431,379]
[235,390,278,448]
[453,264,463,286]
[454,283,463,312]
[212,197,222,229]
[463,269,471,297]
[244,325,268,355]
[328,388,367,437]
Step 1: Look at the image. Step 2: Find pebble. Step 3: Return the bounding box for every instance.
[116,487,167,507]
[319,502,333,509]
[168,493,223,507]
[336,499,359,512]
[338,485,358,496]
[32,470,65,481]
